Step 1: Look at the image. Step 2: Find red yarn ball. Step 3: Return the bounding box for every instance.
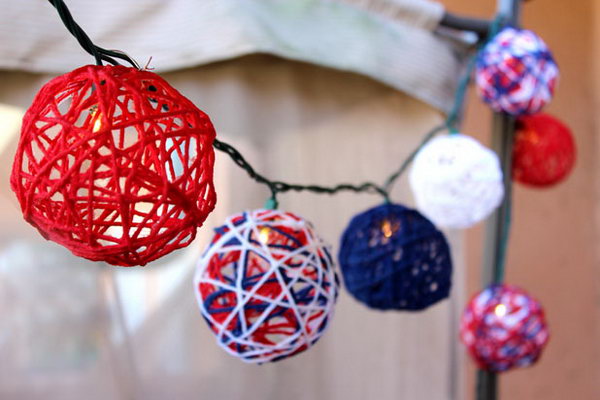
[11,65,217,266]
[512,113,575,187]
[460,284,549,372]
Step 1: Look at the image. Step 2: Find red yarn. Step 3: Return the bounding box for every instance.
[11,65,217,266]
[512,113,575,187]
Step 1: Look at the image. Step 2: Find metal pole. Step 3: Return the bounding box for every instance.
[440,12,490,36]
[478,1,521,399]
[481,113,517,286]
[478,113,516,400]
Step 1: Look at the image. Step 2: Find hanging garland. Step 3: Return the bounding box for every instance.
[512,113,576,187]
[409,133,504,229]
[338,203,452,310]
[194,209,338,363]
[476,27,559,116]
[11,0,572,367]
[460,284,549,372]
[11,64,216,266]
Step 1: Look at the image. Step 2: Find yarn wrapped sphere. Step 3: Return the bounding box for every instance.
[513,113,576,187]
[10,65,217,266]
[194,209,339,363]
[338,203,452,311]
[476,27,559,115]
[460,284,549,372]
[409,134,504,229]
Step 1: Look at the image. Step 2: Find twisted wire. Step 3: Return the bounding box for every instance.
[47,0,139,68]
[45,0,503,210]
[213,139,389,208]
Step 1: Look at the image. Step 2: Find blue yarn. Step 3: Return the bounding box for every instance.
[338,203,452,311]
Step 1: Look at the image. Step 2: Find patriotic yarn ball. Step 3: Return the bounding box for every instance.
[194,209,339,363]
[10,65,217,266]
[460,284,549,372]
[476,27,559,115]
[338,203,452,310]
[409,134,504,229]
[513,113,576,187]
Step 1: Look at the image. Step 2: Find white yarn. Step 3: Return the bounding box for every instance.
[409,134,504,229]
[194,209,338,363]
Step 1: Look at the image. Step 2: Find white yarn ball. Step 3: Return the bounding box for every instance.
[409,134,504,229]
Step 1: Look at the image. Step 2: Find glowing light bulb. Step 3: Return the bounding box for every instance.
[93,118,102,133]
[381,220,393,238]
[89,106,102,133]
[494,303,507,318]
[258,227,270,244]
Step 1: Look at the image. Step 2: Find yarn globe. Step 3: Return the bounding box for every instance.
[409,133,504,229]
[338,203,452,311]
[194,209,339,363]
[513,113,576,187]
[476,27,559,115]
[10,65,217,266]
[460,284,549,372]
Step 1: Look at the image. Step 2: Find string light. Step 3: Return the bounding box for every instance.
[512,113,576,187]
[195,209,338,363]
[27,0,557,379]
[494,303,507,317]
[11,65,217,266]
[88,105,103,133]
[381,220,394,238]
[45,0,489,212]
[461,285,549,372]
[92,115,102,133]
[338,203,452,311]
[258,226,270,244]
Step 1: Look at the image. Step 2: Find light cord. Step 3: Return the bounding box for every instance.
[47,0,139,68]
[46,0,505,209]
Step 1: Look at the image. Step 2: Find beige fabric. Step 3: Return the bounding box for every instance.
[0,55,464,399]
[0,0,467,112]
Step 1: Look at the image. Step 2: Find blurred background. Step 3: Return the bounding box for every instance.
[0,0,597,399]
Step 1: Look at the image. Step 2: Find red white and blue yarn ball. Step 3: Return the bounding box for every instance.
[476,27,559,115]
[513,113,576,187]
[338,203,452,311]
[194,209,339,363]
[460,284,549,372]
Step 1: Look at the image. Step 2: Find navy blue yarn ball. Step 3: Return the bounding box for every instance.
[338,203,452,311]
